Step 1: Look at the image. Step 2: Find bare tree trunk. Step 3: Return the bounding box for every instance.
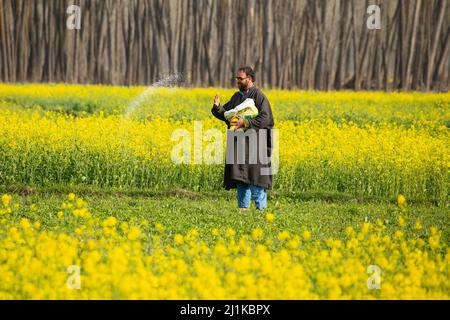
[0,0,448,91]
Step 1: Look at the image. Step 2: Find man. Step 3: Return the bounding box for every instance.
[211,66,275,211]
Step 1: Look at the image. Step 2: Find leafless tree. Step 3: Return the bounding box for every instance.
[0,0,448,90]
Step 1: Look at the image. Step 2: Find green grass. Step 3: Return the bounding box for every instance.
[3,185,448,245]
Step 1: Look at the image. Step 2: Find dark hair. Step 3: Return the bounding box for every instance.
[238,66,256,82]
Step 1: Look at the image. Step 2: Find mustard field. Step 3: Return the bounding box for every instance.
[0,84,448,299]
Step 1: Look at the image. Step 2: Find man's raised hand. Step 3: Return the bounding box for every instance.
[214,94,220,108]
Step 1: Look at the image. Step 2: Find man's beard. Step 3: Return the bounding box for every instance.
[238,82,247,91]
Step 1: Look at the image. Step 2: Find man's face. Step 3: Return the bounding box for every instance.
[235,71,251,91]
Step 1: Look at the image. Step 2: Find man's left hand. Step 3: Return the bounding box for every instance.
[231,117,245,130]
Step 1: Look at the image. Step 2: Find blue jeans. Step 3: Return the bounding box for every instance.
[236,182,267,210]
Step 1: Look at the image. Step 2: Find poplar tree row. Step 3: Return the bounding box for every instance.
[0,0,448,90]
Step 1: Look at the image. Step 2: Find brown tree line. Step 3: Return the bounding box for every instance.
[0,0,449,90]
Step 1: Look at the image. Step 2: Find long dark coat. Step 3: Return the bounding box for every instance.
[211,86,275,190]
